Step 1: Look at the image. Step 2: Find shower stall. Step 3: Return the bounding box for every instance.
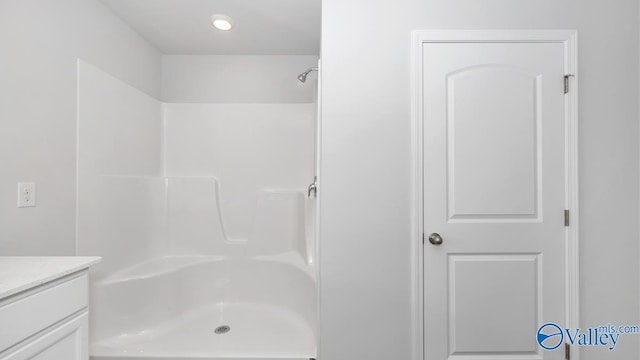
[76,16,321,358]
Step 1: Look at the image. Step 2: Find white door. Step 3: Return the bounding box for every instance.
[422,41,567,359]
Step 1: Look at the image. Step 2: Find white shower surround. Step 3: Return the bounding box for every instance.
[77,61,317,359]
[90,255,316,359]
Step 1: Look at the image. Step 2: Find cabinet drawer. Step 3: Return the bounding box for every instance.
[0,274,88,352]
[2,312,88,360]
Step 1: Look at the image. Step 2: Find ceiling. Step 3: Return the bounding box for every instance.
[100,0,321,55]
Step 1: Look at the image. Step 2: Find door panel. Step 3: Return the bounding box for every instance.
[422,42,566,359]
[449,254,540,354]
[448,66,540,219]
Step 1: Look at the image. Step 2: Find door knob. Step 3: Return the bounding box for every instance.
[428,233,443,245]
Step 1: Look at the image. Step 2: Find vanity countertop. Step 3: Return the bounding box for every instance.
[0,257,101,300]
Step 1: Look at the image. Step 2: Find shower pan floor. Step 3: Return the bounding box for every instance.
[91,302,316,360]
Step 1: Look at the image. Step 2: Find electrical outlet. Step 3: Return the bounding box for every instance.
[17,182,36,208]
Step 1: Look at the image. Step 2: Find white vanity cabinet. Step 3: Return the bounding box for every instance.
[0,257,100,360]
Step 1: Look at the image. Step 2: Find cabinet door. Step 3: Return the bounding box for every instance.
[3,313,88,360]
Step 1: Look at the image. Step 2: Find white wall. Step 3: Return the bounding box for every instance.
[320,1,639,360]
[0,0,161,255]
[162,55,318,103]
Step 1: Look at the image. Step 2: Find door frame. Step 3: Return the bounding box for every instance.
[410,29,579,360]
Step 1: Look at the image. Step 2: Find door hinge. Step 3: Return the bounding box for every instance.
[564,74,574,94]
[565,342,570,360]
[564,209,570,227]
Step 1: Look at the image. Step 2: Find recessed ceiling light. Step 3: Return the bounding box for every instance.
[210,15,234,31]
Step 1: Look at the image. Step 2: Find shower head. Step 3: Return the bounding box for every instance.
[297,67,318,83]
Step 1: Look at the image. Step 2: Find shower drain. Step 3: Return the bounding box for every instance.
[214,325,230,334]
